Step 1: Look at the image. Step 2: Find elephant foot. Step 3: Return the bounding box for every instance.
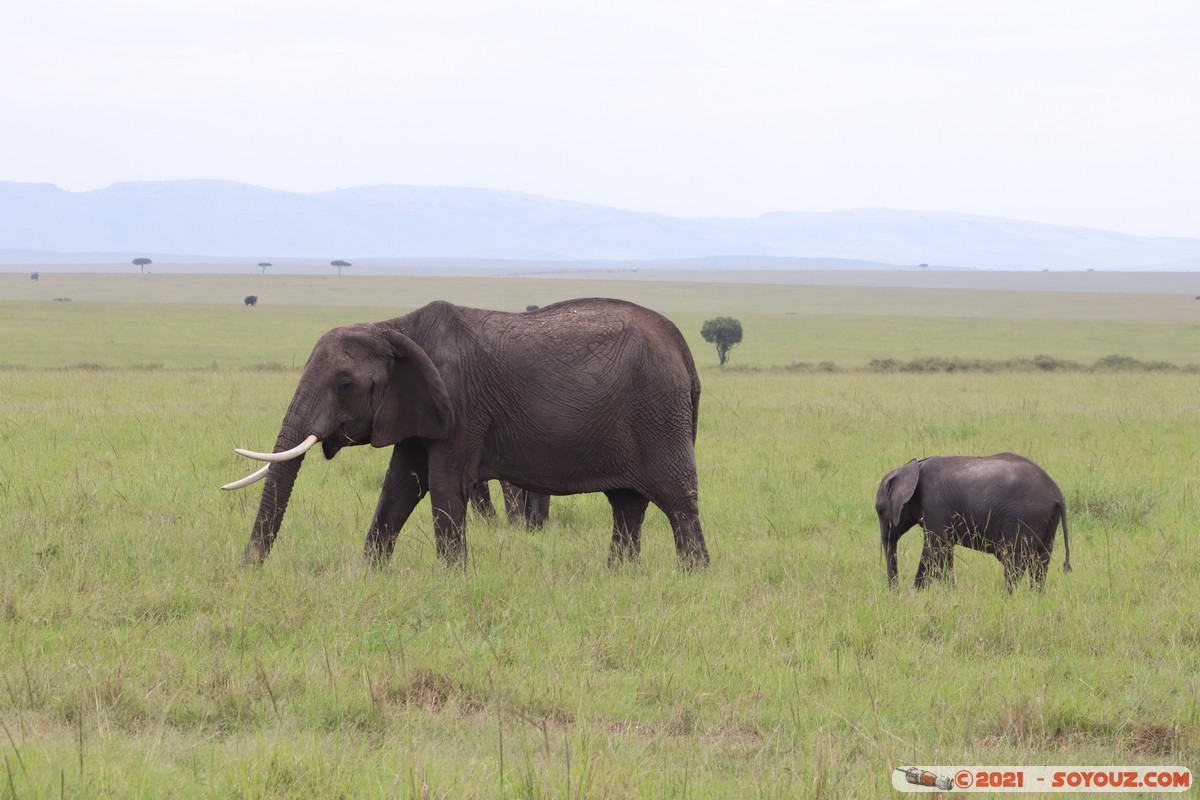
[436,538,468,570]
[678,542,710,571]
[363,545,392,568]
[240,541,269,566]
[607,545,641,568]
[363,529,398,566]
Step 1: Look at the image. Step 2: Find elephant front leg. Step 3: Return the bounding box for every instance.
[364,440,427,564]
[606,489,648,566]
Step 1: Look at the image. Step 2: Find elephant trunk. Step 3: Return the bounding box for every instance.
[1058,500,1072,573]
[241,409,317,564]
[882,526,899,587]
[244,454,303,564]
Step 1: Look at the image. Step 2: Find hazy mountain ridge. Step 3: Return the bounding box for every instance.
[2,180,1198,269]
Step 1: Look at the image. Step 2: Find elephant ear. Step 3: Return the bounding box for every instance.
[885,459,921,527]
[370,330,455,445]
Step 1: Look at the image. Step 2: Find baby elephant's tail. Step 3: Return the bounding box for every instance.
[1057,500,1072,573]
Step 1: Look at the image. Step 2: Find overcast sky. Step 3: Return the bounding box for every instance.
[1,0,1197,237]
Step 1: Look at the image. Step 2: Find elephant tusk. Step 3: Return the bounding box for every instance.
[234,434,320,462]
[221,463,270,490]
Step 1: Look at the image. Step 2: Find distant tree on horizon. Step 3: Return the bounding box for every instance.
[701,316,743,366]
[331,259,351,276]
[133,257,152,273]
[258,262,271,275]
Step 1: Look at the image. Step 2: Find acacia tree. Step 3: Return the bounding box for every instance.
[331,259,351,276]
[258,262,271,275]
[133,257,152,273]
[701,317,743,366]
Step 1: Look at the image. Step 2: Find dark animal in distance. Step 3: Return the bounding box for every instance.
[875,452,1071,591]
[244,295,258,306]
[222,298,708,570]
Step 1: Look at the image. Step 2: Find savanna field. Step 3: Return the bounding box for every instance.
[1,271,1199,798]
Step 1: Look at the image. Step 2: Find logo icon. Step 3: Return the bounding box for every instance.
[897,766,954,791]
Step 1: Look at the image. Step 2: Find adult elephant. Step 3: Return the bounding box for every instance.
[223,298,707,568]
[875,452,1071,591]
[468,481,551,528]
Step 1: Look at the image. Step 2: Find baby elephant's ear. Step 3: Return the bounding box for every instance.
[885,459,921,527]
[370,330,455,445]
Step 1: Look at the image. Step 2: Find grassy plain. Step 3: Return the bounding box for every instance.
[1,272,1198,797]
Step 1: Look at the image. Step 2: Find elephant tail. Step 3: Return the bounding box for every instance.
[1057,499,1072,573]
[690,372,701,443]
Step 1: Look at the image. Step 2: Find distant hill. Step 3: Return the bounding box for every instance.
[2,180,1199,270]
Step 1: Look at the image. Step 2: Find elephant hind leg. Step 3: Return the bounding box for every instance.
[501,481,526,526]
[915,534,954,589]
[1027,552,1050,590]
[1002,529,1049,591]
[1001,555,1026,593]
[605,489,648,566]
[525,491,550,529]
[657,490,709,570]
[1017,534,1052,591]
[468,481,497,518]
[500,482,549,529]
[429,486,469,569]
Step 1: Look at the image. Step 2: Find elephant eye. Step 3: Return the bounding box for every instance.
[336,376,354,394]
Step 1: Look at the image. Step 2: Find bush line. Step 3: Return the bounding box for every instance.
[734,354,1198,374]
[0,354,1193,374]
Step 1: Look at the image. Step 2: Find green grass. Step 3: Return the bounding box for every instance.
[1,274,1198,797]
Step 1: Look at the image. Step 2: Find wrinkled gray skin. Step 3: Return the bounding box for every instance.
[468,480,551,528]
[239,298,707,568]
[876,453,1071,591]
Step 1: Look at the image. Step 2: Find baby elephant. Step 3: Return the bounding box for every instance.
[875,452,1071,591]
